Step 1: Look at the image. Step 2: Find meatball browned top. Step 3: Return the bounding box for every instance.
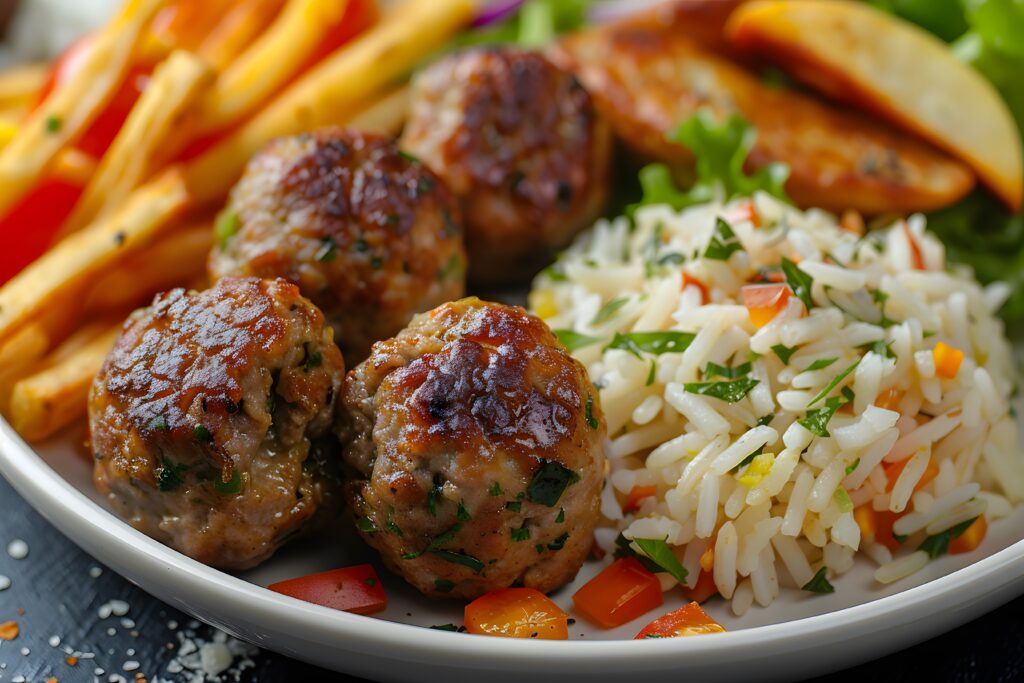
[208,128,467,366]
[339,297,606,599]
[401,47,612,284]
[89,277,345,570]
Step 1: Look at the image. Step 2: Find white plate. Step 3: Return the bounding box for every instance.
[2,417,1024,682]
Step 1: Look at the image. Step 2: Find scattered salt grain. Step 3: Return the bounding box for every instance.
[107,628,116,636]
[109,599,129,616]
[48,635,60,647]
[122,660,140,672]
[121,618,135,629]
[0,575,9,591]
[127,648,135,656]
[12,675,25,683]
[200,641,233,676]
[89,566,103,578]
[6,539,27,559]
[94,667,105,676]
[19,647,29,655]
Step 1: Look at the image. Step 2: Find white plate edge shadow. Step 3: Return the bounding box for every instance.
[3,416,1024,683]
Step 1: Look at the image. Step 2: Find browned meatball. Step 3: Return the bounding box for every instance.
[89,277,345,570]
[208,128,467,366]
[339,297,605,599]
[401,47,612,284]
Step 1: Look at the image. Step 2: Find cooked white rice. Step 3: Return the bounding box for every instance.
[529,191,1024,613]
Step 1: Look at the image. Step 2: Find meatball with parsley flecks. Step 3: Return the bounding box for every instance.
[338,297,606,600]
[401,46,612,284]
[89,277,344,570]
[208,128,466,366]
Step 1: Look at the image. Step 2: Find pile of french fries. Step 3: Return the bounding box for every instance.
[0,0,477,442]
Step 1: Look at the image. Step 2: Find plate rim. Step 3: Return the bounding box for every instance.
[3,416,1024,676]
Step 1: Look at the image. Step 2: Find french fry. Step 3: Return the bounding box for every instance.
[183,0,476,206]
[0,0,169,218]
[195,0,354,134]
[0,323,50,413]
[62,51,213,236]
[8,325,121,442]
[0,169,190,349]
[0,63,46,110]
[348,84,410,136]
[82,222,213,312]
[198,0,287,72]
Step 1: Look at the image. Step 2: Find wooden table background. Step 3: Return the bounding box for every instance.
[0,472,1022,682]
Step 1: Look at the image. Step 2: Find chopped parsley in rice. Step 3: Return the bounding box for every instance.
[529,189,1023,616]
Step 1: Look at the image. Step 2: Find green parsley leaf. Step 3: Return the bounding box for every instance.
[554,329,603,352]
[804,358,838,372]
[802,567,835,594]
[585,394,599,429]
[646,359,657,386]
[429,623,460,631]
[807,360,861,407]
[756,414,776,427]
[511,527,530,542]
[555,508,565,523]
[528,460,581,507]
[833,487,854,513]
[214,469,242,496]
[683,377,759,403]
[704,218,743,261]
[781,257,814,311]
[214,209,240,250]
[193,424,213,442]
[357,516,378,534]
[432,550,484,573]
[156,457,187,492]
[315,236,337,262]
[434,579,456,593]
[489,482,503,497]
[44,115,62,134]
[505,500,522,513]
[457,502,472,522]
[845,459,861,476]
[918,516,979,559]
[704,360,752,379]
[428,478,443,517]
[771,344,799,364]
[606,331,696,357]
[631,537,688,584]
[547,532,569,551]
[592,297,628,325]
[798,395,846,437]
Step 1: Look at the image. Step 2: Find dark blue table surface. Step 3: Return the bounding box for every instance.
[1,473,1022,683]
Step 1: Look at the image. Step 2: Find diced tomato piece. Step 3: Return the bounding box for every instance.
[902,221,926,270]
[268,564,387,615]
[949,515,987,555]
[681,273,710,304]
[622,485,658,515]
[634,601,725,639]
[0,176,83,284]
[933,342,964,380]
[573,557,663,628]
[742,283,792,328]
[874,387,904,411]
[884,455,938,494]
[854,505,904,552]
[464,588,568,640]
[681,568,718,604]
[724,200,761,228]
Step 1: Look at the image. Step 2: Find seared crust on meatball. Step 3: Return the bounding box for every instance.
[208,128,467,365]
[339,297,605,599]
[89,277,345,570]
[401,47,612,284]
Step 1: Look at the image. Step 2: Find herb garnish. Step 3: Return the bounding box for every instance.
[214,469,242,496]
[631,538,688,584]
[606,331,696,357]
[156,457,187,492]
[592,297,628,325]
[683,377,759,403]
[547,532,569,551]
[214,209,240,250]
[585,394,598,429]
[193,424,213,442]
[555,329,603,352]
[802,567,835,594]
[781,257,814,311]
[432,550,484,573]
[148,415,169,432]
[771,344,799,364]
[511,527,530,542]
[527,460,581,507]
[804,358,838,372]
[434,579,456,593]
[357,516,378,534]
[489,482,503,497]
[918,516,979,559]
[704,218,743,261]
[704,360,752,379]
[806,360,861,407]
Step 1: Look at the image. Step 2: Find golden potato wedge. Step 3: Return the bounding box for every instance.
[727,0,1022,212]
[550,11,975,215]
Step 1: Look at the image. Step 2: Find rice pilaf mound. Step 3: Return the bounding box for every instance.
[530,191,1024,615]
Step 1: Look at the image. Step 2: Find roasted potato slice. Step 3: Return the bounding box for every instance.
[727,0,1022,212]
[549,9,974,215]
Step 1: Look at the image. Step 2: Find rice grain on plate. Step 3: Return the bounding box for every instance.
[529,191,1023,613]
